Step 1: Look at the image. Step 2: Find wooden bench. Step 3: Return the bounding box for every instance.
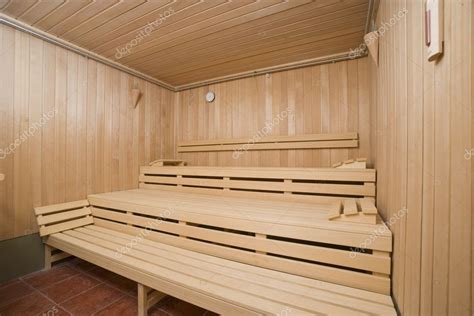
[35,166,396,316]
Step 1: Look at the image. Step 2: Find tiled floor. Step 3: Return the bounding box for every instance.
[0,258,216,316]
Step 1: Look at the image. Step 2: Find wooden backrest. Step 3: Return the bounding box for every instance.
[177,132,359,153]
[34,200,93,237]
[139,166,376,204]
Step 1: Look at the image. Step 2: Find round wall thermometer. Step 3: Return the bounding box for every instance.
[205,91,215,103]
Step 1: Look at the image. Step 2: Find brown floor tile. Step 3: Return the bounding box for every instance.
[68,257,97,272]
[159,298,210,316]
[95,295,137,316]
[0,291,55,316]
[105,275,137,297]
[0,278,18,288]
[61,283,123,316]
[23,265,79,290]
[0,280,34,308]
[41,273,101,303]
[83,266,118,283]
[39,305,71,316]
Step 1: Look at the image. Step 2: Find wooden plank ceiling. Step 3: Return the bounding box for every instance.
[0,0,369,88]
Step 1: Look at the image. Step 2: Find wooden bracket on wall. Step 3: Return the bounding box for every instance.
[364,31,379,66]
[132,88,141,108]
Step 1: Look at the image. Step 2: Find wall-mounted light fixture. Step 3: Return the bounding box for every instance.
[205,91,215,103]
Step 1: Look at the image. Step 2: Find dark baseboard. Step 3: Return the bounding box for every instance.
[0,233,44,284]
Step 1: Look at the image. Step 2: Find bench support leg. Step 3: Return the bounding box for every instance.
[44,245,52,270]
[138,283,167,316]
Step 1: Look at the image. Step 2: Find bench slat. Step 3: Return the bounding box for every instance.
[140,183,346,204]
[35,200,90,215]
[178,140,358,152]
[39,216,93,237]
[139,175,375,197]
[37,208,92,226]
[179,132,358,147]
[140,166,376,182]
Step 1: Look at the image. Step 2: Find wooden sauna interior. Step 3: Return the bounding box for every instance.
[0,0,472,315]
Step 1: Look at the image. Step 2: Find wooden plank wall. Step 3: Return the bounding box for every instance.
[174,58,371,167]
[369,0,472,315]
[0,24,175,241]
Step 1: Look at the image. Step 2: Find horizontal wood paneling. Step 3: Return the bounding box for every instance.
[0,0,370,86]
[174,58,371,168]
[0,24,174,241]
[370,0,472,315]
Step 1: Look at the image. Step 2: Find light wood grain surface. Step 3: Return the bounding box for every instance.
[174,58,371,167]
[0,24,175,241]
[370,0,472,315]
[0,0,370,86]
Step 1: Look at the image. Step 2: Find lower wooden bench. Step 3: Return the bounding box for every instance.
[46,225,396,315]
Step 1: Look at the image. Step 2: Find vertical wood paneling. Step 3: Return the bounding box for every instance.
[86,59,97,196]
[0,23,15,238]
[174,59,371,167]
[370,0,472,315]
[13,31,30,236]
[448,1,472,314]
[0,24,174,241]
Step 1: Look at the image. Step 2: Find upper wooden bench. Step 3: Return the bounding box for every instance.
[35,165,395,315]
